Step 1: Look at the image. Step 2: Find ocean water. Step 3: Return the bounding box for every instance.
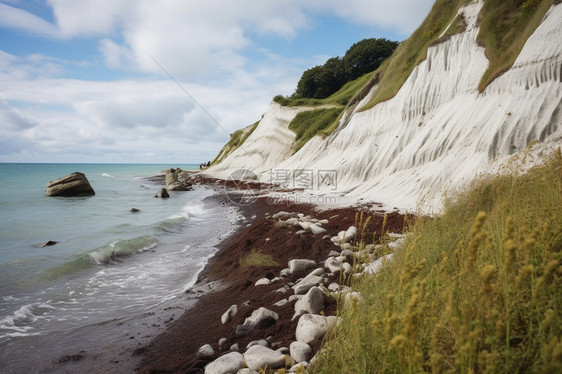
[0,164,241,373]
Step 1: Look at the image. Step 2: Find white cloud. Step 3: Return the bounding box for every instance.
[0,49,302,163]
[0,2,60,38]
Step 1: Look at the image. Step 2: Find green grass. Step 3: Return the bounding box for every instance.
[239,248,280,268]
[211,120,259,165]
[362,0,468,110]
[314,149,562,373]
[477,0,554,92]
[288,107,344,153]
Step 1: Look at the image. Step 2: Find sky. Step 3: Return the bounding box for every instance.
[0,0,434,164]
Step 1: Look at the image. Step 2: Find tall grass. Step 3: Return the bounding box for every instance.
[314,149,562,373]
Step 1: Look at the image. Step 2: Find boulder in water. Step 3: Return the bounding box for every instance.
[45,172,95,197]
[165,168,193,191]
[154,188,170,198]
[38,240,58,247]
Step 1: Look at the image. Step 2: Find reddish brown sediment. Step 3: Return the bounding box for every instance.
[137,180,411,374]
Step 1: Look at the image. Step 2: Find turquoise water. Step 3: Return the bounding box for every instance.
[0,163,241,373]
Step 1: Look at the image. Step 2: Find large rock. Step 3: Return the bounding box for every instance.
[165,168,193,191]
[292,269,325,295]
[295,314,339,344]
[204,352,244,374]
[243,345,286,371]
[294,286,324,318]
[243,307,279,329]
[45,172,95,197]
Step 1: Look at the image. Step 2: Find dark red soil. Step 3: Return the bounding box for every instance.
[136,183,411,374]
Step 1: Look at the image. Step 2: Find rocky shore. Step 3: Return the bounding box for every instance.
[137,177,410,373]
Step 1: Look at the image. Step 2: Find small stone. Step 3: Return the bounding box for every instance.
[324,257,340,273]
[290,341,312,363]
[293,275,323,295]
[204,351,243,374]
[280,268,291,277]
[197,344,215,358]
[246,339,268,349]
[230,343,239,351]
[221,305,238,325]
[218,338,227,347]
[130,208,140,213]
[308,223,326,235]
[243,345,285,371]
[295,230,307,235]
[343,226,357,242]
[235,325,252,336]
[274,299,288,307]
[288,259,316,274]
[255,278,271,286]
[342,262,352,275]
[38,240,58,247]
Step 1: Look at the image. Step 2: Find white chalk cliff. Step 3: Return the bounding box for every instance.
[205,1,562,214]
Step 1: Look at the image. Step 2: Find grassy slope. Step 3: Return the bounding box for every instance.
[288,107,344,153]
[477,0,554,91]
[315,150,562,373]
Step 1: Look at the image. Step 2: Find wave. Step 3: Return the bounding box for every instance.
[39,236,158,282]
[0,302,54,337]
[100,173,115,178]
[88,236,157,264]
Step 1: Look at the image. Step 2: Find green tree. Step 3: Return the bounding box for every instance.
[342,38,399,80]
[294,38,399,99]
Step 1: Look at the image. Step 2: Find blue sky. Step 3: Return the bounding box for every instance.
[0,0,434,163]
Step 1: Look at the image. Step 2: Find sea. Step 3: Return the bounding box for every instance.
[0,163,242,373]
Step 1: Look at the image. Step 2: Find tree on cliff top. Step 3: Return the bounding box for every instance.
[295,38,399,99]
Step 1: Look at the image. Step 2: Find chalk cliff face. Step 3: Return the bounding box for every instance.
[206,1,562,213]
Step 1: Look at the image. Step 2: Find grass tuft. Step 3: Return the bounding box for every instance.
[239,248,280,268]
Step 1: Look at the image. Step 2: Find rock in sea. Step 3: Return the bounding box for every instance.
[154,188,170,198]
[45,172,95,197]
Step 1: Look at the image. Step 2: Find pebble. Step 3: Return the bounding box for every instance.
[255,278,271,286]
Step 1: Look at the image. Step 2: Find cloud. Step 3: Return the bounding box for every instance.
[0,48,300,162]
[41,0,433,77]
[0,2,60,38]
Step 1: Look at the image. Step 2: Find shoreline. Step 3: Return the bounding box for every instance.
[136,177,411,373]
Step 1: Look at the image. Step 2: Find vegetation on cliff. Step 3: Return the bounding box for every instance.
[211,120,259,165]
